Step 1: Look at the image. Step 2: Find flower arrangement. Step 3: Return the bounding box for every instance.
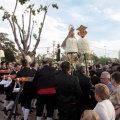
[78,38,90,54]
[65,38,78,53]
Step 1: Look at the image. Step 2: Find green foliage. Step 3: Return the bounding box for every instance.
[52,4,58,9]
[91,53,112,65]
[12,15,17,22]
[4,48,16,62]
[36,54,47,65]
[0,32,18,61]
[32,10,36,16]
[33,33,37,39]
[91,53,99,63]
[19,0,29,5]
[2,11,10,21]
[99,56,111,65]
[0,6,4,10]
[0,0,58,59]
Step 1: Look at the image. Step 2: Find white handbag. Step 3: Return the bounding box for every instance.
[0,75,7,85]
[12,81,21,93]
[4,77,12,87]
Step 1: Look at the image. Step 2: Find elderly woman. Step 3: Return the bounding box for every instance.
[83,110,100,120]
[94,84,115,120]
[110,71,120,118]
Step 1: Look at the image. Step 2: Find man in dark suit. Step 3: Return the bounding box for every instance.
[16,59,35,120]
[75,66,92,113]
[30,61,39,110]
[33,59,56,120]
[54,61,82,120]
[96,64,103,77]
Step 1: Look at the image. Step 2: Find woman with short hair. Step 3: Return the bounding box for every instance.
[83,110,100,120]
[94,84,115,120]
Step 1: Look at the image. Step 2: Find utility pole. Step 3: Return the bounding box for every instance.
[104,46,106,65]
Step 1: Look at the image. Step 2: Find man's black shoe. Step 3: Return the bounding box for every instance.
[3,107,8,116]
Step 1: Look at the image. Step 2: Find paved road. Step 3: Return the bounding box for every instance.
[0,103,4,110]
[0,102,36,120]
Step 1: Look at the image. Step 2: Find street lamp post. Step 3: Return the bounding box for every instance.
[46,47,50,55]
[104,46,106,65]
[52,41,56,60]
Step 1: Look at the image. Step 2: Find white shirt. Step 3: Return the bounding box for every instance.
[94,99,115,120]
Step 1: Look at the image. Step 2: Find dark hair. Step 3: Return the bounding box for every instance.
[96,64,100,68]
[6,61,12,66]
[117,66,120,72]
[89,70,98,77]
[21,59,28,67]
[89,66,92,70]
[61,61,70,72]
[111,71,120,84]
[30,62,37,67]
[14,63,21,67]
[112,63,119,67]
[49,61,53,67]
[42,59,48,65]
[1,61,6,65]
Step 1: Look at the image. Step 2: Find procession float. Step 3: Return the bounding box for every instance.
[61,24,92,75]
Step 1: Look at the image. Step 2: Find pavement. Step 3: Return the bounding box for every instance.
[0,102,36,120]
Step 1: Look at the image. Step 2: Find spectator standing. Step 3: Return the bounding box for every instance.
[75,66,92,113]
[110,71,120,119]
[100,71,114,93]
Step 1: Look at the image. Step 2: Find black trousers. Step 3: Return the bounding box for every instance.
[5,86,13,101]
[36,94,56,117]
[20,92,33,109]
[11,93,17,101]
[0,85,4,94]
[58,103,79,120]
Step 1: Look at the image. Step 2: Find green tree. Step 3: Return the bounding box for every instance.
[0,0,58,59]
[36,53,54,65]
[4,48,16,62]
[91,53,99,64]
[0,32,18,61]
[99,56,112,65]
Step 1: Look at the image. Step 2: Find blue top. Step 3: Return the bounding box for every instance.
[107,82,114,93]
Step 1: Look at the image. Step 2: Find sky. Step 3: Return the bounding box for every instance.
[0,0,120,59]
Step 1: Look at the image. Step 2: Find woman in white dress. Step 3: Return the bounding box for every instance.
[94,84,115,120]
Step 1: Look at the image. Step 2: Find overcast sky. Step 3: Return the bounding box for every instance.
[0,0,120,58]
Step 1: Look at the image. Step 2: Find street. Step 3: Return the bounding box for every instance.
[0,102,36,120]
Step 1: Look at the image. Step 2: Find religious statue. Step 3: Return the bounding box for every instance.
[77,25,92,75]
[61,25,78,63]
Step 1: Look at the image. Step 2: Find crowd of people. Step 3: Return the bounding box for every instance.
[0,59,120,120]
